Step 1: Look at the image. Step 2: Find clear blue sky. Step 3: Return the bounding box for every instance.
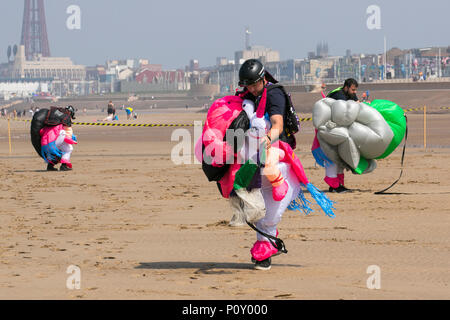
[1,0,449,69]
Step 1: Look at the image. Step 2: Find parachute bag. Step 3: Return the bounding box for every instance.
[201,110,249,182]
[44,107,72,127]
[283,90,300,136]
[201,143,230,182]
[30,108,50,158]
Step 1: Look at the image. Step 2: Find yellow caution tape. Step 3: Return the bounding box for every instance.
[403,107,424,112]
[5,106,449,127]
[72,122,195,127]
[8,118,194,127]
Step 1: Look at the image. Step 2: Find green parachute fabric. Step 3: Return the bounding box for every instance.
[369,99,407,159]
[354,99,406,174]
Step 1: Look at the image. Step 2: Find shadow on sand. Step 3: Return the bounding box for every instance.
[13,169,58,173]
[374,191,450,195]
[136,261,302,274]
[340,188,450,195]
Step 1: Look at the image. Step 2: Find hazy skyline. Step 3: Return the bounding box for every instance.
[1,0,449,69]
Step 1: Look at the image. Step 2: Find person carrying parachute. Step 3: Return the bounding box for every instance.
[241,98,289,202]
[196,59,335,270]
[312,83,407,193]
[30,105,78,171]
[313,78,359,193]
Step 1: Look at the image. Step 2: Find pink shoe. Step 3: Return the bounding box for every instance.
[250,240,279,262]
[272,180,288,201]
[337,174,345,186]
[60,159,72,168]
[324,176,340,189]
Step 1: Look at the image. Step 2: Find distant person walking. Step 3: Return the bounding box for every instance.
[361,90,370,103]
[125,106,133,120]
[107,101,115,117]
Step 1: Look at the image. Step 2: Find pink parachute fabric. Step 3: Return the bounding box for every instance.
[39,124,64,164]
[197,96,336,218]
[195,96,244,198]
[40,124,63,148]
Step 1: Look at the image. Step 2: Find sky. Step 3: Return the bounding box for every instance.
[1,0,449,69]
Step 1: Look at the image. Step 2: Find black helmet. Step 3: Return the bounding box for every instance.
[238,59,265,86]
[66,105,76,119]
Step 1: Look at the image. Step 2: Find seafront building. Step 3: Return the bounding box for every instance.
[1,44,450,99]
[11,45,85,81]
[0,45,87,98]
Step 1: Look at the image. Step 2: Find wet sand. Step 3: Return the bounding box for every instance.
[0,108,449,299]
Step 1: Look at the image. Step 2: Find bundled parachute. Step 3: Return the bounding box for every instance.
[30,107,75,164]
[31,109,51,160]
[312,98,407,174]
[195,95,336,223]
[196,93,336,263]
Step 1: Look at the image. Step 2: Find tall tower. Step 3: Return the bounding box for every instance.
[20,0,51,60]
[245,27,251,50]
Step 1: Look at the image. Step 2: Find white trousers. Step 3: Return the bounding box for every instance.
[255,162,302,241]
[325,162,344,178]
[55,132,73,163]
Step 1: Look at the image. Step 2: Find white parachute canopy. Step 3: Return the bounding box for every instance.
[312,98,395,173]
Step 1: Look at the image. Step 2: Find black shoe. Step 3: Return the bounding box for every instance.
[329,185,351,193]
[254,257,272,270]
[47,164,58,171]
[60,164,72,171]
[339,185,351,193]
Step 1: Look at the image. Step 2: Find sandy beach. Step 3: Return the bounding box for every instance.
[0,105,449,300]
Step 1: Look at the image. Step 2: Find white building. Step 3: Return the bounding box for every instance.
[11,45,86,81]
[234,45,280,65]
[0,81,46,99]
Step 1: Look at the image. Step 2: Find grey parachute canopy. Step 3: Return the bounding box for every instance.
[312,98,405,174]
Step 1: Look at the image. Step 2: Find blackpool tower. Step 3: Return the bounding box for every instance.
[20,0,51,60]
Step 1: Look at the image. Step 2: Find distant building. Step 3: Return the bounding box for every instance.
[208,62,237,93]
[234,45,280,65]
[265,59,303,84]
[390,46,450,79]
[308,52,316,60]
[316,42,329,58]
[360,54,382,82]
[189,59,200,71]
[216,57,228,66]
[303,58,336,83]
[11,45,85,81]
[334,55,368,82]
[135,66,184,85]
[86,65,106,81]
[119,65,188,93]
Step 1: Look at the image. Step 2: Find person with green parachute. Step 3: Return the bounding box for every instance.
[312,91,407,193]
[313,78,359,193]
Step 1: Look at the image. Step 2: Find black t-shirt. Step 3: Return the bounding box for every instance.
[244,86,287,117]
[107,104,115,114]
[265,86,286,117]
[328,88,358,101]
[242,85,294,146]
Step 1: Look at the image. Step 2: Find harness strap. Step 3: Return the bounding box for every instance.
[375,114,408,194]
[246,221,288,254]
[269,172,284,185]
